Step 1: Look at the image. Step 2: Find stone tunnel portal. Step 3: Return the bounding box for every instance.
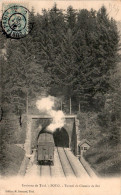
[25,115,78,156]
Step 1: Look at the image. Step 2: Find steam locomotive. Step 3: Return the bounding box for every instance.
[37,133,55,165]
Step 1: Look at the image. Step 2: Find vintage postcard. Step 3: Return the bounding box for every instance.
[0,0,121,195]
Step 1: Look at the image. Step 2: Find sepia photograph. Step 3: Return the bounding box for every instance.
[0,0,121,194]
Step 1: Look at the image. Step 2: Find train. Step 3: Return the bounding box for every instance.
[37,132,55,165]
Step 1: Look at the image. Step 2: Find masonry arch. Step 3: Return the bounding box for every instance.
[53,127,69,148]
[25,115,78,155]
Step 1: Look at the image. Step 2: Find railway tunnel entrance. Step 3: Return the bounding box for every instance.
[53,128,69,148]
[25,115,79,156]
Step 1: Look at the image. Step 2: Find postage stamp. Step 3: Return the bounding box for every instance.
[1,4,29,38]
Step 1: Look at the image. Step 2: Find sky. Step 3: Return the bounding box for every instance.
[0,0,121,21]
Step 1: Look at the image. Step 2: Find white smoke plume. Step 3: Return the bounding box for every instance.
[36,96,65,132]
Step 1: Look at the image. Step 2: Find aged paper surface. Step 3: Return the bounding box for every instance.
[0,0,121,195]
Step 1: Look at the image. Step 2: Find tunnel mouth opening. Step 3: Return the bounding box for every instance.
[53,127,69,148]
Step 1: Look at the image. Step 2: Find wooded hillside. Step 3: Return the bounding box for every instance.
[0,5,121,176]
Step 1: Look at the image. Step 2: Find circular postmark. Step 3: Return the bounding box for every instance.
[2,5,30,38]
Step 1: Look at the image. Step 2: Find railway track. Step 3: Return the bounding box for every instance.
[57,147,75,177]
[39,147,89,178]
[40,165,51,177]
[25,147,90,177]
[64,148,89,177]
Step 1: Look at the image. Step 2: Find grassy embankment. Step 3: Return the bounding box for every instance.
[0,114,27,176]
[0,144,25,176]
[84,140,121,177]
[77,112,121,177]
